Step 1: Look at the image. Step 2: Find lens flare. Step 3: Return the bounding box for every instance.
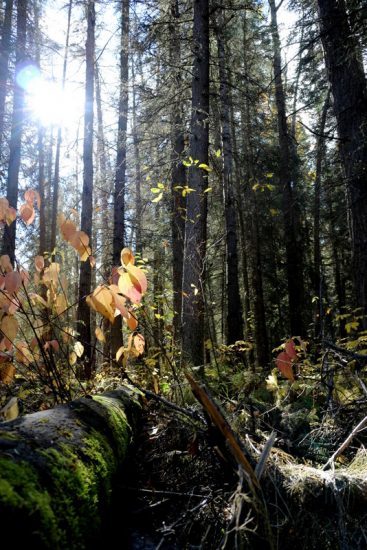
[19,63,83,128]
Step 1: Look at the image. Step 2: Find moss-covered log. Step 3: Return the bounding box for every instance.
[0,387,141,549]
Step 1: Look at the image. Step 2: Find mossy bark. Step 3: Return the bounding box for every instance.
[0,387,141,549]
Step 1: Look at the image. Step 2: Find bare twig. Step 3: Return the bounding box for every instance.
[323,415,367,470]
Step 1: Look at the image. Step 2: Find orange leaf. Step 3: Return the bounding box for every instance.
[134,334,145,355]
[276,351,295,381]
[69,230,89,251]
[121,247,135,266]
[285,339,297,361]
[20,203,35,225]
[0,255,13,273]
[60,219,77,242]
[0,362,15,384]
[126,314,138,331]
[35,255,44,272]
[0,197,9,218]
[95,327,106,342]
[4,271,22,293]
[1,315,18,341]
[24,189,41,209]
[86,285,115,323]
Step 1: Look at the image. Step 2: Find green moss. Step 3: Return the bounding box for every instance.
[93,395,131,458]
[0,458,58,546]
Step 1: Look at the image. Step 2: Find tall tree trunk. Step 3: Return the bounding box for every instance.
[0,0,13,155]
[33,0,46,256]
[169,0,186,345]
[111,0,129,358]
[216,13,243,344]
[77,0,95,379]
[269,0,305,336]
[313,90,330,338]
[49,0,72,255]
[242,13,268,366]
[95,64,112,362]
[131,58,142,254]
[181,0,209,369]
[317,0,367,323]
[1,0,26,265]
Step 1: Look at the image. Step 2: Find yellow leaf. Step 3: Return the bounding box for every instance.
[86,285,115,323]
[95,327,106,342]
[204,187,212,193]
[215,149,221,158]
[152,192,163,203]
[134,334,145,355]
[69,351,77,366]
[198,163,212,172]
[116,346,125,363]
[1,315,18,341]
[118,273,142,304]
[0,396,18,419]
[74,341,84,358]
[120,248,134,266]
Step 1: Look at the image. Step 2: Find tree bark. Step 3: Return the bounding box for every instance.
[0,0,13,155]
[216,11,244,345]
[50,0,72,256]
[77,0,95,378]
[111,0,129,359]
[313,90,330,338]
[316,0,367,323]
[1,0,26,266]
[181,0,209,369]
[169,0,186,345]
[0,388,141,549]
[269,0,305,336]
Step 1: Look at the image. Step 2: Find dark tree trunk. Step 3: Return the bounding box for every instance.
[111,0,129,358]
[77,0,95,379]
[169,0,186,345]
[269,0,305,336]
[0,0,13,155]
[1,0,26,266]
[50,0,72,255]
[181,0,209,369]
[313,90,330,338]
[216,12,244,345]
[317,0,367,323]
[131,59,142,254]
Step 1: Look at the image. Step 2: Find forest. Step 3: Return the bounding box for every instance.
[1,0,367,548]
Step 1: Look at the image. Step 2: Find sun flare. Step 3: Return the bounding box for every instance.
[17,64,83,128]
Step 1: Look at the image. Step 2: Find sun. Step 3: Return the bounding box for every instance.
[17,63,84,128]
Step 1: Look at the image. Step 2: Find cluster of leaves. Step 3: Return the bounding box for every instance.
[0,193,148,402]
[86,247,147,364]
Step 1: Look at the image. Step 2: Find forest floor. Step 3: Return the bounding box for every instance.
[113,390,367,550]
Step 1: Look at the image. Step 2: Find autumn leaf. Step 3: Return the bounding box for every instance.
[4,271,22,294]
[19,203,35,225]
[60,218,77,241]
[1,315,18,341]
[125,263,148,294]
[275,351,295,382]
[86,285,115,323]
[35,255,45,272]
[134,334,145,355]
[0,255,12,273]
[126,314,138,331]
[5,207,16,225]
[74,341,84,358]
[118,272,143,304]
[120,247,134,266]
[285,339,298,361]
[44,340,60,352]
[24,189,41,209]
[95,327,106,342]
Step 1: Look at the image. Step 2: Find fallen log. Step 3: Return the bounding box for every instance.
[0,387,141,549]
